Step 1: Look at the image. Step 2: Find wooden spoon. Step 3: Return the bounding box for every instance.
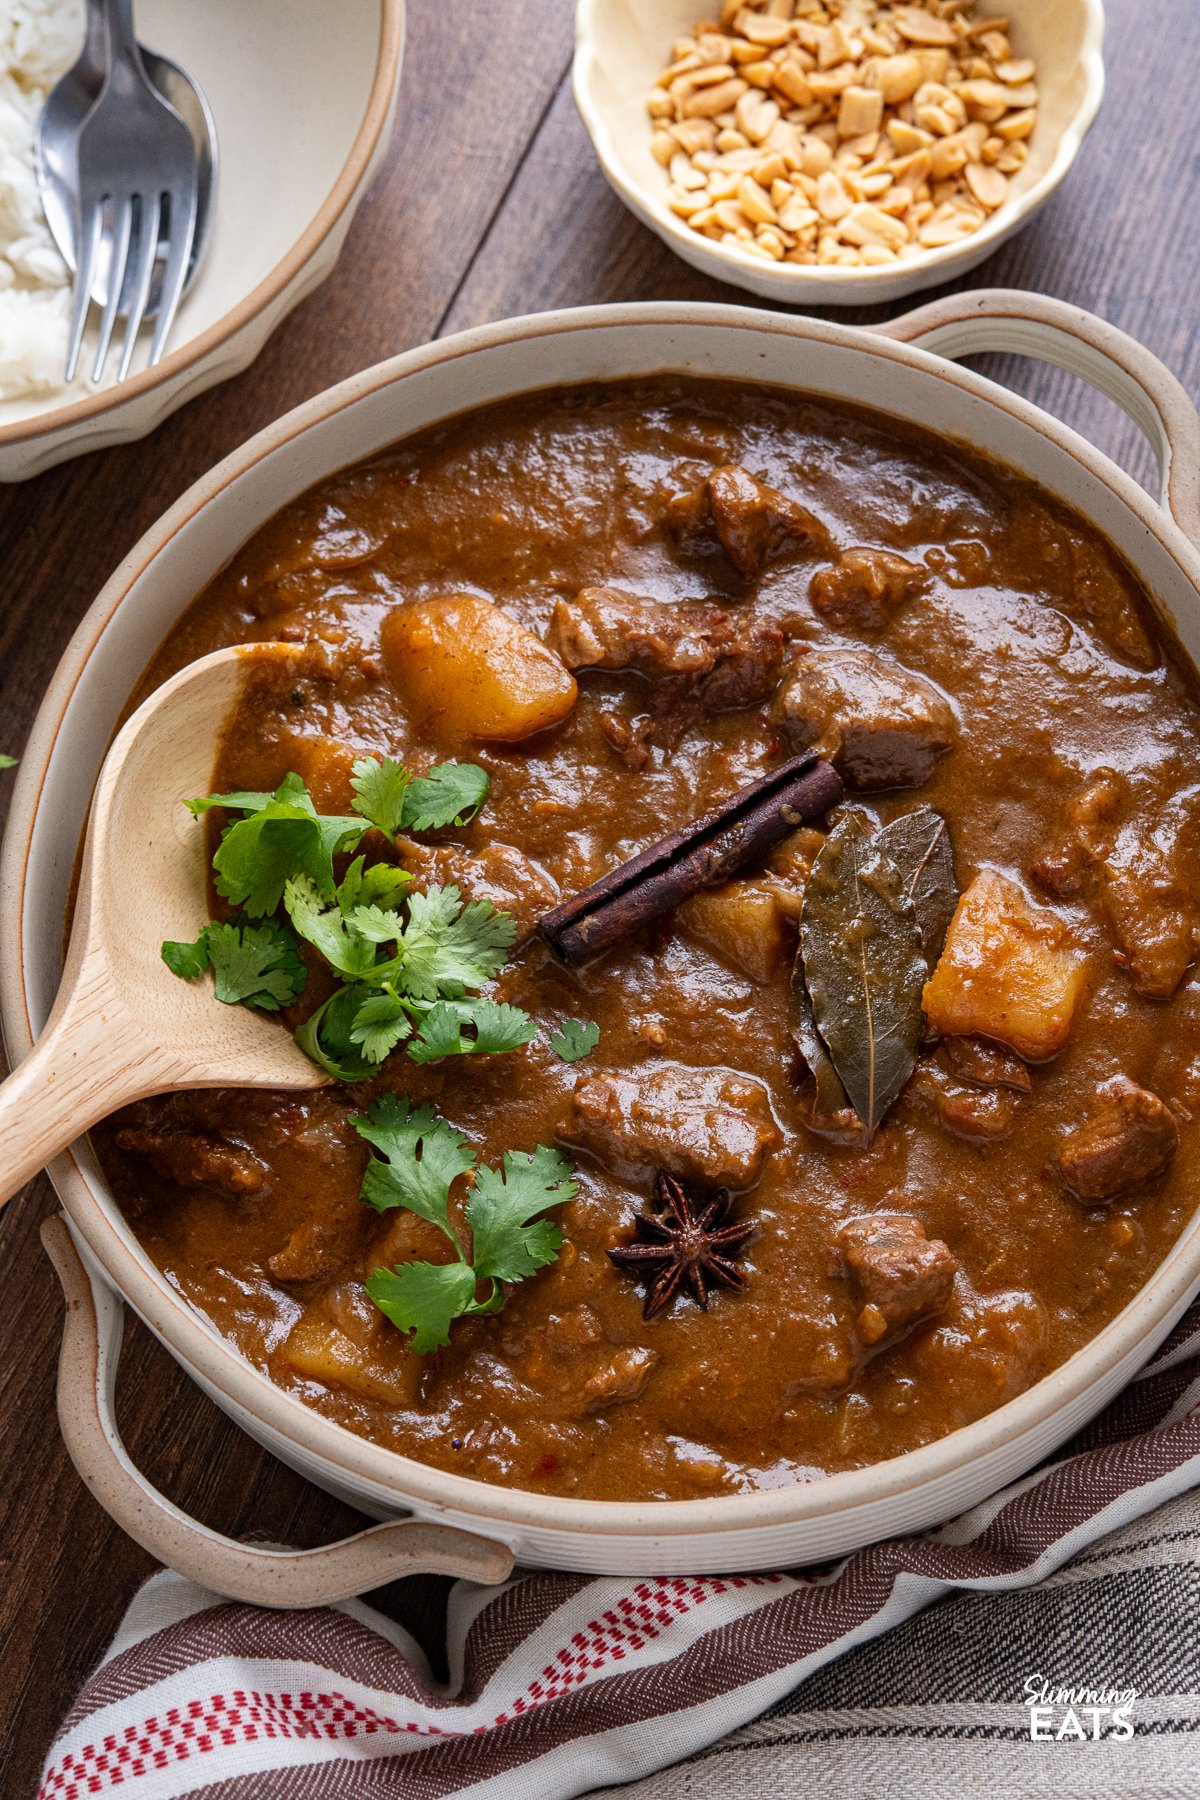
[0,645,326,1205]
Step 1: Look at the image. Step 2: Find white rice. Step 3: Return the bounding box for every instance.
[0,0,83,398]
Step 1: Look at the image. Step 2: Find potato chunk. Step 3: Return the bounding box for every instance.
[679,880,793,982]
[922,870,1087,1061]
[279,1283,422,1407]
[381,592,577,743]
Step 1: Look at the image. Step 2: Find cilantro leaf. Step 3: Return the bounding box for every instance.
[408,997,536,1066]
[365,1261,481,1356]
[397,887,516,1001]
[348,990,414,1064]
[400,762,490,832]
[466,1145,576,1284]
[0,753,16,770]
[354,1096,474,1229]
[549,1018,600,1063]
[206,919,307,1010]
[294,986,375,1082]
[207,774,367,916]
[347,903,407,946]
[161,917,306,1011]
[185,779,292,816]
[284,876,379,979]
[162,932,211,980]
[352,1099,575,1352]
[337,855,410,915]
[350,756,411,838]
[179,765,529,1082]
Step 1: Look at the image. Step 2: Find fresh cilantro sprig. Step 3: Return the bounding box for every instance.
[162,755,535,1079]
[549,1018,600,1063]
[0,753,16,770]
[188,772,365,917]
[355,1096,577,1352]
[162,916,306,1011]
[349,755,489,838]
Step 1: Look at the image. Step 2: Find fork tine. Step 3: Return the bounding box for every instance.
[116,192,162,383]
[90,193,134,385]
[64,199,103,383]
[147,180,198,368]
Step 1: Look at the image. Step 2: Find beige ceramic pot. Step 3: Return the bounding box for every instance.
[4,291,1200,1600]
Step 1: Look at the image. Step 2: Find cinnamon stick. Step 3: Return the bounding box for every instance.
[538,752,844,966]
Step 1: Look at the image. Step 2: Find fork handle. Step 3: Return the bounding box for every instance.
[98,0,148,77]
[81,0,107,70]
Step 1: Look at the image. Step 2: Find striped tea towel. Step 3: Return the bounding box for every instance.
[39,1302,1200,1800]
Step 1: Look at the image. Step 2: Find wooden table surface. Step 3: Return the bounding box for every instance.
[2,0,1198,1789]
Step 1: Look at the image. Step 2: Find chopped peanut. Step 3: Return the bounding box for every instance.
[964,161,1008,209]
[923,871,1089,1062]
[646,0,1038,270]
[838,84,885,138]
[893,6,956,46]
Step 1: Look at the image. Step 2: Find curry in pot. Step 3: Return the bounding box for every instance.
[96,378,1200,1501]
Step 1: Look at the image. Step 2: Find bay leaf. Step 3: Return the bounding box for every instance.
[789,949,851,1118]
[877,805,958,967]
[799,811,927,1139]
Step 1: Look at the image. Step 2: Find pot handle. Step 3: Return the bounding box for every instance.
[873,288,1200,553]
[40,1216,515,1605]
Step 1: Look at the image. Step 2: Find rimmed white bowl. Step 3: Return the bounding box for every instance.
[0,0,404,481]
[4,291,1200,1598]
[574,0,1105,305]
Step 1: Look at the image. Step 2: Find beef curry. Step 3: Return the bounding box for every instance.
[96,377,1200,1502]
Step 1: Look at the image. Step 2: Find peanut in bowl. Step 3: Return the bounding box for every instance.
[574,0,1105,304]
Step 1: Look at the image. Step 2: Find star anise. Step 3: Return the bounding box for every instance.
[608,1170,757,1320]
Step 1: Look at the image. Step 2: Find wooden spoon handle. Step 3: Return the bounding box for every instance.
[0,989,169,1206]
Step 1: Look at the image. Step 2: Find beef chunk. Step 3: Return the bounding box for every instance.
[666,464,831,580]
[934,1080,1017,1141]
[547,587,783,710]
[1059,1076,1179,1202]
[504,1309,659,1417]
[838,1213,959,1344]
[942,1036,1033,1092]
[772,645,955,789]
[1063,524,1157,670]
[114,1127,266,1195]
[549,586,712,678]
[562,1062,779,1189]
[267,1217,352,1285]
[579,1348,660,1416]
[809,547,928,632]
[909,1061,1020,1141]
[395,838,559,939]
[1032,769,1199,999]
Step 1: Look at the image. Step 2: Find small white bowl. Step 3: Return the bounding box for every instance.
[574,0,1105,305]
[0,0,404,481]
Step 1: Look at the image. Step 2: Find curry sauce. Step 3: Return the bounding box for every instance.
[96,379,1200,1501]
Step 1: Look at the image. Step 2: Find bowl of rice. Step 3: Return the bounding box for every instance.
[0,0,404,480]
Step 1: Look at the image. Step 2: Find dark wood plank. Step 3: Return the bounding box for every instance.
[2,0,1198,1790]
[0,2,572,1792]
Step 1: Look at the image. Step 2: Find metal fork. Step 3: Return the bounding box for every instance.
[64,0,201,385]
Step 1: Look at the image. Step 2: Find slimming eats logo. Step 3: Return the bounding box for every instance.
[1023,1674,1138,1741]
